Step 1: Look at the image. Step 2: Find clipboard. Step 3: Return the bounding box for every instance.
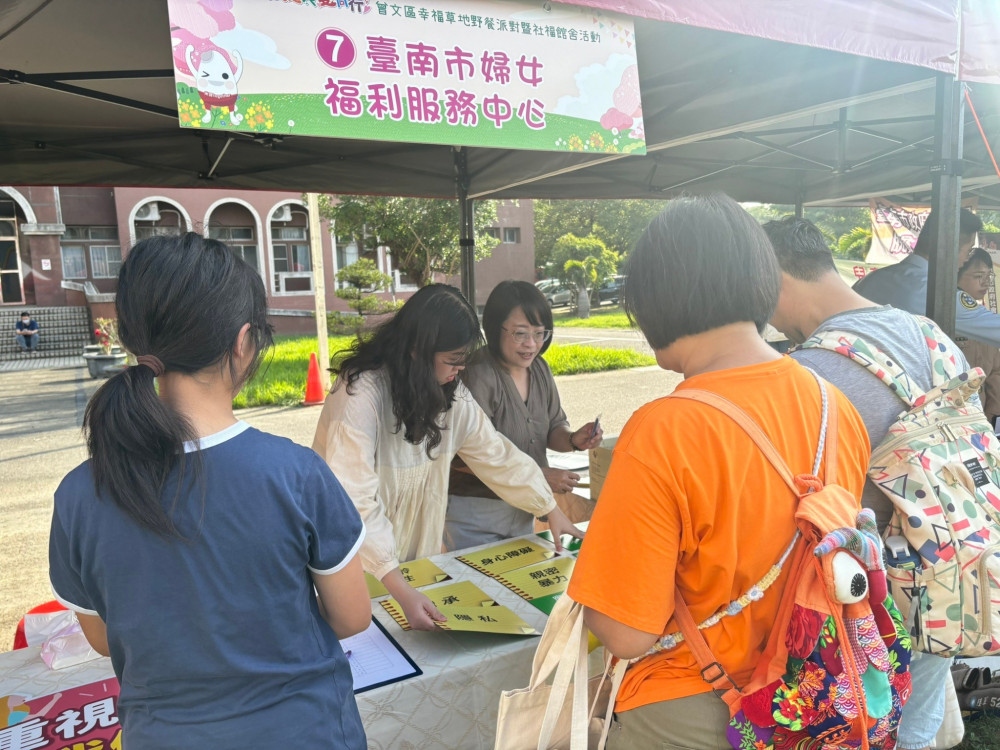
[340,617,422,694]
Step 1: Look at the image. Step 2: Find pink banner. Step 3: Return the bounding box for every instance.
[2,680,121,750]
[564,0,1000,84]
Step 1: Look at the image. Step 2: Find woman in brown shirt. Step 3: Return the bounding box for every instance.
[445,281,603,550]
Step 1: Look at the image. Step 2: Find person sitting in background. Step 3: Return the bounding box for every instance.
[14,311,38,353]
[566,194,871,748]
[955,247,1000,429]
[445,280,602,551]
[312,284,582,631]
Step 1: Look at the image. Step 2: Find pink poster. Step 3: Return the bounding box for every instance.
[1,679,121,750]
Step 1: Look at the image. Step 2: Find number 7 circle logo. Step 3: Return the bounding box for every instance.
[316,28,357,69]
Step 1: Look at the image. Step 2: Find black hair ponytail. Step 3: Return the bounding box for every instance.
[83,233,273,537]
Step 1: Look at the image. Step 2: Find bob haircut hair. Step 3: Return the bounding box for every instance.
[482,280,555,359]
[623,193,781,351]
[335,283,483,456]
[84,232,273,537]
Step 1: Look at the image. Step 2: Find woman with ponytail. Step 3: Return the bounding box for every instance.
[49,233,370,749]
[312,284,582,631]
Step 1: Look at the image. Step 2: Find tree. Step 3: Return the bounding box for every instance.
[837,226,872,260]
[551,233,618,314]
[534,199,663,270]
[317,195,499,287]
[335,258,392,316]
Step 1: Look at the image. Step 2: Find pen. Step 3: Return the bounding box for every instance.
[345,650,352,659]
[589,414,602,440]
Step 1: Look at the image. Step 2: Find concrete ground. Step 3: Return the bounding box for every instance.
[0,356,682,644]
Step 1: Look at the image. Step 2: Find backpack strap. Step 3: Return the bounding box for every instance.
[796,316,963,408]
[663,370,837,696]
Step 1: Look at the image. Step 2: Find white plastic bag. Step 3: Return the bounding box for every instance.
[27,610,102,670]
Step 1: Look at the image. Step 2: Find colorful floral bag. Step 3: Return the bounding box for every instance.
[799,319,1000,658]
[667,380,911,750]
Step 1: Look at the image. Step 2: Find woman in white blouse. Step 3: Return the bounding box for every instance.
[313,284,582,630]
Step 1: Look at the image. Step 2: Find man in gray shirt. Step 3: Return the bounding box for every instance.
[765,216,971,750]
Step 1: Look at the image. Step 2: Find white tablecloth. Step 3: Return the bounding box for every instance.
[0,533,596,750]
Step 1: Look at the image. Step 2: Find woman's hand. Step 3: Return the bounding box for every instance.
[541,505,584,553]
[570,421,604,452]
[543,467,581,494]
[381,567,448,632]
[397,587,448,632]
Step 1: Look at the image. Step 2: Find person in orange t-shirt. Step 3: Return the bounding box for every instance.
[566,194,871,749]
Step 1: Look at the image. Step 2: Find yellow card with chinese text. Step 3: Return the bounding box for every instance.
[380,581,495,630]
[435,605,537,635]
[495,556,576,601]
[456,539,555,577]
[365,558,451,598]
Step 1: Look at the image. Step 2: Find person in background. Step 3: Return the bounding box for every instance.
[765,215,969,750]
[14,311,39,353]
[445,280,602,550]
[955,247,1000,429]
[312,284,582,631]
[49,233,370,749]
[566,195,871,748]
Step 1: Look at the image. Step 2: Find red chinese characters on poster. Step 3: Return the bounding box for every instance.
[1,680,120,750]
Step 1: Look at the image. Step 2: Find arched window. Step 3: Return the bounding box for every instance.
[269,202,312,294]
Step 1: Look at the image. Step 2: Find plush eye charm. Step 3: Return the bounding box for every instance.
[830,550,869,604]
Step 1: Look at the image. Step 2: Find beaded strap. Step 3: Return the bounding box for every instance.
[639,530,800,656]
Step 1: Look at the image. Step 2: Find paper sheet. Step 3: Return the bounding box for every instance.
[340,618,421,693]
[546,450,590,472]
[456,539,556,577]
[365,558,452,598]
[380,581,496,629]
[496,556,576,602]
[435,605,537,635]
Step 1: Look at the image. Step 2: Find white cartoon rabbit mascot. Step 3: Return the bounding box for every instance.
[186,45,244,126]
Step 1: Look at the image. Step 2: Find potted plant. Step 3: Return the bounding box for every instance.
[82,318,127,378]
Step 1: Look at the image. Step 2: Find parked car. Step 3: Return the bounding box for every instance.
[543,284,574,308]
[598,275,626,304]
[535,278,559,294]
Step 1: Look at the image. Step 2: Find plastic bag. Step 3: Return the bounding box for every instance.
[27,610,102,670]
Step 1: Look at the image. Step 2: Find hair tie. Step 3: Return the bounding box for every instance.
[136,354,165,377]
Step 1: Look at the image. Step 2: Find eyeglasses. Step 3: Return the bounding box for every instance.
[967,272,996,283]
[502,327,553,345]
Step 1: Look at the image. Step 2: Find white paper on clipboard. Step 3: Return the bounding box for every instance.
[340,618,421,693]
[545,450,589,472]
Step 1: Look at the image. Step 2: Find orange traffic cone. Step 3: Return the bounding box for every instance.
[303,352,326,406]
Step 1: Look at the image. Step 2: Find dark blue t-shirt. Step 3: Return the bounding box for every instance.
[49,422,367,749]
[16,319,38,333]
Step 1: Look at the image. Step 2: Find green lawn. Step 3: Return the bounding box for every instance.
[552,305,634,329]
[234,335,655,408]
[957,711,1000,750]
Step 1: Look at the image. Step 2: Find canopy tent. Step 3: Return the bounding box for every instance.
[1,0,998,325]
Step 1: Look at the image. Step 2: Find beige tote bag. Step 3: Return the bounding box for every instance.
[495,593,626,750]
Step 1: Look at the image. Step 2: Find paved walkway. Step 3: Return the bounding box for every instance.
[0,354,84,372]
[0,361,682,643]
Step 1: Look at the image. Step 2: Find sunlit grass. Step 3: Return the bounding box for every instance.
[552,305,634,329]
[234,335,655,408]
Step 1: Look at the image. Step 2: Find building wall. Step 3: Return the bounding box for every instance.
[3,186,536,329]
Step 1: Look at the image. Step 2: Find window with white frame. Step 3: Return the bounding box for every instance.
[60,226,120,279]
[208,226,259,272]
[271,224,312,293]
[483,227,501,240]
[90,245,123,278]
[135,225,182,241]
[60,246,87,279]
[502,227,521,244]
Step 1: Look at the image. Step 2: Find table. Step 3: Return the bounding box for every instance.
[0,533,598,750]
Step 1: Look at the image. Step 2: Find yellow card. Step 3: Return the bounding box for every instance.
[496,556,575,601]
[365,558,451,598]
[436,605,537,636]
[380,581,495,630]
[456,539,555,577]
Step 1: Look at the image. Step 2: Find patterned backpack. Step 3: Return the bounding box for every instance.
[665,380,911,750]
[799,318,1000,658]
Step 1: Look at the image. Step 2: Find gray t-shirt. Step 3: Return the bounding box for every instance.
[790,305,974,530]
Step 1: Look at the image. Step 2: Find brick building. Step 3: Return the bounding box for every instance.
[1,186,534,354]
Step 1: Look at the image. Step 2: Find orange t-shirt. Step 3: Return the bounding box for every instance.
[567,356,870,712]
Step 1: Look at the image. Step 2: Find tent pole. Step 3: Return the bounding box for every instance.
[307,192,331,393]
[925,73,965,336]
[455,148,476,308]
